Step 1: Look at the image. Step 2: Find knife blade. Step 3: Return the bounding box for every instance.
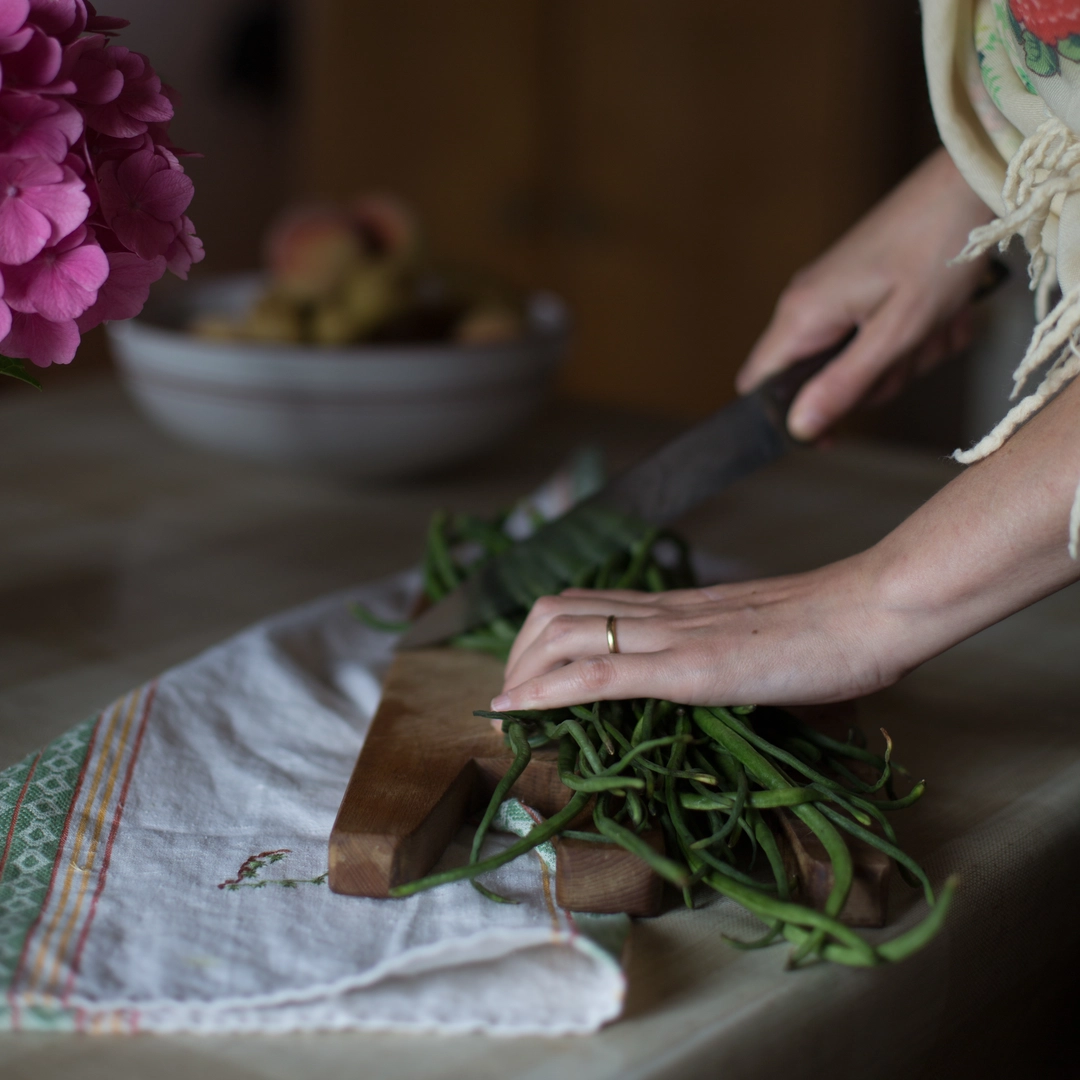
[398,335,853,649]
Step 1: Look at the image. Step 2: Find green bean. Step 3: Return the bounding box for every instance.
[867,781,927,811]
[624,789,646,829]
[708,707,858,799]
[390,790,590,898]
[395,502,949,969]
[875,876,956,961]
[749,808,790,900]
[781,736,823,763]
[594,799,689,887]
[544,718,604,774]
[695,708,855,965]
[421,546,446,602]
[786,714,905,776]
[631,698,656,747]
[426,510,461,595]
[603,718,633,754]
[570,704,615,757]
[689,857,879,965]
[681,786,821,812]
[598,734,692,777]
[470,722,532,866]
[615,527,660,589]
[815,804,935,905]
[452,512,512,554]
[559,769,644,794]
[806,783,876,828]
[349,603,412,634]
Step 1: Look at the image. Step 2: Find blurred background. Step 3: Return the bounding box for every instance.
[8,0,1036,455]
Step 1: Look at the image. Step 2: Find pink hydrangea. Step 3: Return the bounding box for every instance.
[0,2,199,372]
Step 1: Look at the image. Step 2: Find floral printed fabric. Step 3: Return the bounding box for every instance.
[925,0,1080,290]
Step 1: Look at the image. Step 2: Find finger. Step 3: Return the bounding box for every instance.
[737,290,857,394]
[504,610,671,692]
[786,300,926,439]
[558,587,656,602]
[494,651,692,712]
[861,354,918,408]
[505,594,664,673]
[559,585,707,606]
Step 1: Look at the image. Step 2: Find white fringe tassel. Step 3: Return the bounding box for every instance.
[952,116,1080,558]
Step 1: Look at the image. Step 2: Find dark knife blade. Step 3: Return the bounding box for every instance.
[397,336,852,649]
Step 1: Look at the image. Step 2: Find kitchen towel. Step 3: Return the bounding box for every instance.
[0,569,628,1036]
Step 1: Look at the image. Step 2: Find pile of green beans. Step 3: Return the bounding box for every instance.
[363,508,954,967]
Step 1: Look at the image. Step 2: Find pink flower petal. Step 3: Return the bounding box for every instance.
[75,63,124,105]
[0,194,51,263]
[109,206,177,258]
[0,28,34,55]
[28,0,87,42]
[140,167,193,221]
[0,298,12,340]
[164,215,202,279]
[75,249,163,330]
[0,154,64,187]
[19,172,89,244]
[0,96,83,161]
[1,310,80,365]
[3,25,62,87]
[0,0,31,38]
[4,237,108,319]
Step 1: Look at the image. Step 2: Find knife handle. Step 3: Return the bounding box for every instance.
[755,329,857,437]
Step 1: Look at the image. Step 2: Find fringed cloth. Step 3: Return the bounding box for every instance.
[953,115,1080,556]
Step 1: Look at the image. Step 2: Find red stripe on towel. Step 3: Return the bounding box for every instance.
[0,753,41,882]
[61,682,157,1004]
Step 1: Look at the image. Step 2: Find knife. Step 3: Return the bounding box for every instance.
[398,334,854,649]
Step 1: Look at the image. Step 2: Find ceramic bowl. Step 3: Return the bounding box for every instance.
[107,275,568,478]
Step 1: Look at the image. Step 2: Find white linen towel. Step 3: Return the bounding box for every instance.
[0,570,627,1035]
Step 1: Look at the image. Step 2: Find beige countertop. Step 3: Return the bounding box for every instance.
[2,374,1079,1079]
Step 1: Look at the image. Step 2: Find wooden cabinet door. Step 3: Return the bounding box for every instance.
[302,0,922,417]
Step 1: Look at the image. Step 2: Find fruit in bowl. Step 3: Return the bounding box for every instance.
[107,198,567,478]
[193,195,526,350]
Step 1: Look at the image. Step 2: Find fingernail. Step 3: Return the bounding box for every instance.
[789,406,823,441]
[491,694,511,710]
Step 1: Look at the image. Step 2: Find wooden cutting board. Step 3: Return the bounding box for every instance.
[328,649,888,923]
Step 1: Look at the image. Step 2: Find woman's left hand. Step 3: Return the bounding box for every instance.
[491,554,907,712]
[493,369,1080,715]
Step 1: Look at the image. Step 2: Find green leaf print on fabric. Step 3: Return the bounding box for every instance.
[977,34,1008,109]
[1058,34,1080,62]
[1022,29,1060,76]
[995,0,1040,92]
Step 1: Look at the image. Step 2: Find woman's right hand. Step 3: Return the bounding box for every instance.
[737,148,996,440]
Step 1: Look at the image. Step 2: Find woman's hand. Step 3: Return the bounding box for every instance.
[492,556,906,712]
[493,375,1080,714]
[737,148,995,440]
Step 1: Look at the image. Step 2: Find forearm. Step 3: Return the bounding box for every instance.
[870,373,1080,674]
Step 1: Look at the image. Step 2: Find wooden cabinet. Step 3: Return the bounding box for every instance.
[300,0,931,417]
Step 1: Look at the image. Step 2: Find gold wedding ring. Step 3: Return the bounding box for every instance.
[606,614,620,654]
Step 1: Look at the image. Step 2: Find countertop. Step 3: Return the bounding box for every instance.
[2,373,1079,1079]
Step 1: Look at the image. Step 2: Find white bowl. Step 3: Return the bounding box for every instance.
[107,275,568,478]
